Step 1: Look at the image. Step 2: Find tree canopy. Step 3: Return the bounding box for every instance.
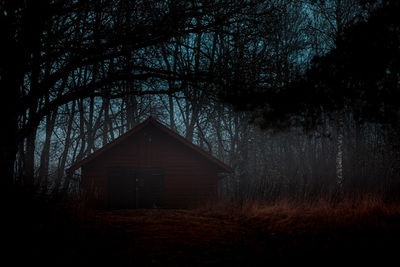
[2,0,297,190]
[230,0,400,131]
[0,0,273,186]
[2,0,398,192]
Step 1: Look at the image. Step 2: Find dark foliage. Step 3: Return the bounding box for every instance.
[0,0,270,186]
[225,0,400,131]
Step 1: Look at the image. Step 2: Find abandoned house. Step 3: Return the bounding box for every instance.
[69,117,232,209]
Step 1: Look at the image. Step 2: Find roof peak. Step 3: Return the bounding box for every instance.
[145,115,159,123]
[68,116,232,173]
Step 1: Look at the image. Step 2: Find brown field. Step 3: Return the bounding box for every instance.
[6,196,400,266]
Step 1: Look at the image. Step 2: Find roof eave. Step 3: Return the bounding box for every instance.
[68,117,233,173]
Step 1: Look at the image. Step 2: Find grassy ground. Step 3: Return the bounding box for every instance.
[5,194,400,266]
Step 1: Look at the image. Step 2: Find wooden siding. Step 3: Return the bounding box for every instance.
[82,123,218,208]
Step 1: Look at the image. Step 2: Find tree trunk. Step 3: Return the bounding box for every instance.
[126,93,138,130]
[23,128,36,188]
[0,113,19,194]
[38,109,57,193]
[76,99,87,162]
[185,106,198,143]
[336,109,345,194]
[0,3,25,195]
[54,101,76,194]
[103,97,110,146]
[87,96,95,154]
[16,141,25,185]
[216,105,225,160]
[169,94,176,131]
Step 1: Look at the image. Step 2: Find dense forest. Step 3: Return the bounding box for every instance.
[2,0,400,266]
[1,0,398,202]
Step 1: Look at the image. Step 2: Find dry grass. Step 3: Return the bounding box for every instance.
[197,193,400,223]
[194,194,400,265]
[69,194,400,264]
[7,191,400,266]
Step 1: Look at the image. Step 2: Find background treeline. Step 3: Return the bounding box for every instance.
[22,94,400,201]
[8,0,400,201]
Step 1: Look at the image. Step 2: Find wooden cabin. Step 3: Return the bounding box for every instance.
[69,117,232,209]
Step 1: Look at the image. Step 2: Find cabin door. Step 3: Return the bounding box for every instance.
[136,167,164,208]
[108,166,164,209]
[107,166,136,209]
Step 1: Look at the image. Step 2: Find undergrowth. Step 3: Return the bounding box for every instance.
[196,193,400,230]
[5,187,400,266]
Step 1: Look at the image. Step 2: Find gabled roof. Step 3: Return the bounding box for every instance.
[68,116,232,173]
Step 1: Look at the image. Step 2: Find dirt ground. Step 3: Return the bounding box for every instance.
[6,200,400,266]
[81,207,400,266]
[90,209,265,266]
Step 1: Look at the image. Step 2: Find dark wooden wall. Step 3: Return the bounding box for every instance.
[81,123,218,208]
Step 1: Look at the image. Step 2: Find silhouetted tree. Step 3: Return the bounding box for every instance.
[250,0,399,130]
[0,0,271,192]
